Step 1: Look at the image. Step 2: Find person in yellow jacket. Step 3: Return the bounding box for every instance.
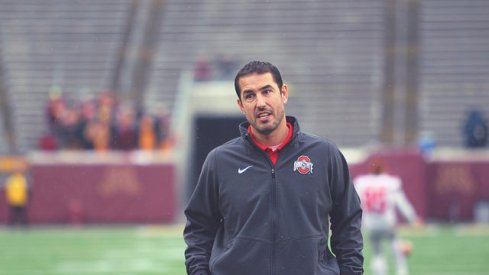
[4,170,30,227]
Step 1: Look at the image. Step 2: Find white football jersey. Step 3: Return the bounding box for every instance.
[354,173,416,231]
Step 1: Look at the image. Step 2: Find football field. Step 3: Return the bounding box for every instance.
[1,224,488,275]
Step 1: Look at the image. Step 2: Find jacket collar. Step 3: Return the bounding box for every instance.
[239,116,301,140]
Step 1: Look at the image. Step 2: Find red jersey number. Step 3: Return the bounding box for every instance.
[363,186,387,214]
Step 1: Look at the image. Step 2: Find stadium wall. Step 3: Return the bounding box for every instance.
[1,149,488,224]
[427,155,489,222]
[0,154,176,225]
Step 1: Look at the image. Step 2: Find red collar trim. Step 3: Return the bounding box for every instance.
[248,122,293,151]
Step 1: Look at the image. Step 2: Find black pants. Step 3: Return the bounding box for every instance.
[8,205,28,227]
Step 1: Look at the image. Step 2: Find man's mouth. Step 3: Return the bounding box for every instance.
[257,112,271,121]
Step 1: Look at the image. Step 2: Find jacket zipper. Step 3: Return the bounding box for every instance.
[271,167,276,275]
[245,134,281,274]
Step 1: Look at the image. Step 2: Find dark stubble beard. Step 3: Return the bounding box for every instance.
[252,109,285,136]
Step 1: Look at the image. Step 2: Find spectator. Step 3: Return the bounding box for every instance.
[79,97,97,149]
[57,106,85,149]
[138,114,157,150]
[97,90,117,125]
[111,106,137,150]
[45,85,64,133]
[153,103,172,152]
[462,108,488,148]
[85,119,111,152]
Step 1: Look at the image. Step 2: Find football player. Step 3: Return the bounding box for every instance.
[354,160,421,275]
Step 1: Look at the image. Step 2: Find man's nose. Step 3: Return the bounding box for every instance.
[256,94,266,107]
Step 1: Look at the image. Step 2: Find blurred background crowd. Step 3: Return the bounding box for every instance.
[41,86,172,152]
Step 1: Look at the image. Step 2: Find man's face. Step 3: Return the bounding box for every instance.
[237,72,288,136]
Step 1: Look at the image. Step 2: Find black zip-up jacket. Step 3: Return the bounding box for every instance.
[184,116,363,275]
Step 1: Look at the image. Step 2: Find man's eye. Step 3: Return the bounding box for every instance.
[244,94,254,100]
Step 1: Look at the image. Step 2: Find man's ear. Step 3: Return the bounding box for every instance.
[237,98,245,113]
[281,84,289,104]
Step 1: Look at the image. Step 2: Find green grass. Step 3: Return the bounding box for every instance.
[1,224,488,274]
[363,225,489,275]
[0,225,186,275]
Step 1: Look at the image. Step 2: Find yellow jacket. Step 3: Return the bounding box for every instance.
[5,173,29,206]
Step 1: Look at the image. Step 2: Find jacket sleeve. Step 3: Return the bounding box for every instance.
[183,149,221,275]
[328,147,364,275]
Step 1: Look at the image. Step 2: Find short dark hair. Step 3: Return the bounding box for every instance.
[234,61,283,99]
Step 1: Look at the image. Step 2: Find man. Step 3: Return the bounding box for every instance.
[184,61,363,275]
[4,168,30,227]
[462,108,488,148]
[354,160,419,275]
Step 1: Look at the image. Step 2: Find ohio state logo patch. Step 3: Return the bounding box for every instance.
[293,155,313,174]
